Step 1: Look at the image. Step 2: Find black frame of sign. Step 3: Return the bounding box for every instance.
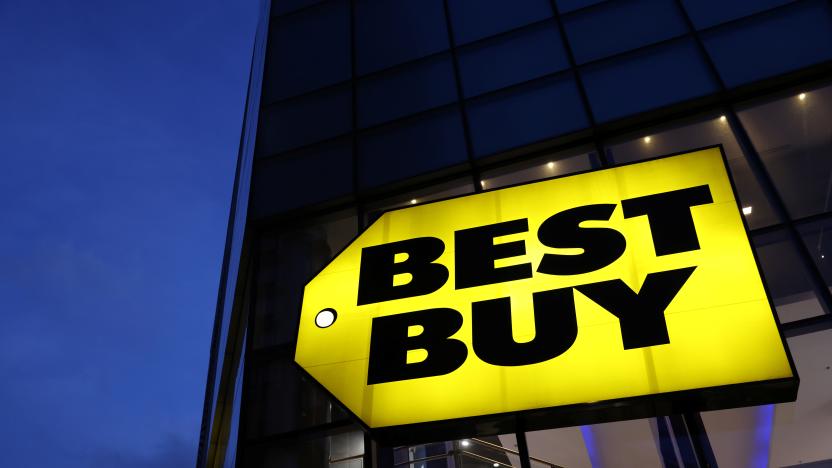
[292,144,799,446]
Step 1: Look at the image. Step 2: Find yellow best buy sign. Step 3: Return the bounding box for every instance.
[295,147,797,441]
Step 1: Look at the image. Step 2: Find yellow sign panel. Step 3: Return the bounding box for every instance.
[295,147,796,435]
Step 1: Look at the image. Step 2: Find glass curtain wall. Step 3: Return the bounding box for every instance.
[203,0,832,466]
[237,81,832,466]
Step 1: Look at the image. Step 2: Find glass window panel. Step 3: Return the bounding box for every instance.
[246,425,364,467]
[272,0,326,16]
[329,430,365,463]
[394,441,451,467]
[563,0,688,64]
[701,406,770,468]
[262,0,351,102]
[701,0,832,88]
[256,84,352,157]
[250,139,353,218]
[526,419,664,468]
[248,433,327,467]
[363,178,474,225]
[208,74,259,432]
[395,436,518,468]
[582,38,717,122]
[480,149,595,190]
[556,0,607,14]
[221,336,246,468]
[244,356,350,438]
[357,54,457,128]
[355,0,448,75]
[769,329,832,466]
[606,115,779,229]
[680,0,792,29]
[738,84,832,220]
[702,328,832,467]
[458,22,569,98]
[797,216,832,290]
[752,229,826,323]
[357,108,468,189]
[254,210,358,349]
[447,0,552,45]
[467,74,589,157]
[458,436,518,467]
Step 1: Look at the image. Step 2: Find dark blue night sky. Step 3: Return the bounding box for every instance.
[0,1,258,466]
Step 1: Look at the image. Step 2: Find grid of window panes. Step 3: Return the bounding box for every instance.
[251,0,832,218]
[241,86,832,466]
[210,0,832,466]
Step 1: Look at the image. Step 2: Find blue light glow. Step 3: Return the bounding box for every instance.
[752,404,775,468]
[581,425,602,468]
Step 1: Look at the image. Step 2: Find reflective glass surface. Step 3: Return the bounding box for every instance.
[563,0,687,64]
[272,0,328,16]
[607,115,779,229]
[752,229,826,323]
[362,178,474,225]
[395,436,517,468]
[355,0,448,75]
[797,216,832,289]
[243,426,364,467]
[262,0,351,101]
[739,84,832,220]
[458,437,516,467]
[203,1,270,456]
[250,138,353,218]
[253,210,357,349]
[447,0,552,45]
[480,150,595,189]
[330,430,364,466]
[556,0,608,14]
[357,108,468,189]
[526,419,664,467]
[702,328,832,467]
[393,441,451,467]
[244,354,350,437]
[467,74,588,157]
[680,0,792,29]
[250,0,832,196]
[212,0,832,464]
[702,0,832,88]
[256,84,352,156]
[458,22,569,98]
[357,54,457,128]
[582,39,717,122]
[221,335,246,468]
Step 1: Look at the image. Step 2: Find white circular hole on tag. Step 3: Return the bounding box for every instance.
[315,308,337,328]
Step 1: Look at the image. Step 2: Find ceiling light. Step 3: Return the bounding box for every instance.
[719,115,727,122]
[547,161,555,169]
[461,440,470,447]
[480,180,486,189]
[410,199,417,205]
[799,93,806,101]
[742,206,753,215]
[643,136,651,144]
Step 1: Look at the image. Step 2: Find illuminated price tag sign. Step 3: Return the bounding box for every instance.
[294,147,797,443]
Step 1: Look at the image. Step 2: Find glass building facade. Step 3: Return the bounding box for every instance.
[198,0,832,466]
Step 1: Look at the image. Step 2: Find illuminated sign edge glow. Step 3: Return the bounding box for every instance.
[290,144,799,445]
